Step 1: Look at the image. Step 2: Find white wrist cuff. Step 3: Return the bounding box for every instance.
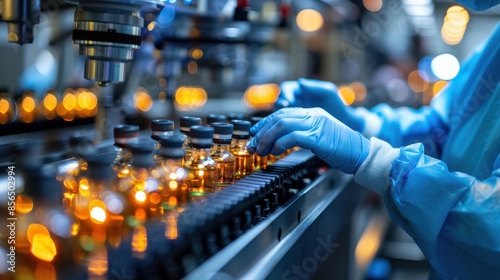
[354,137,400,195]
[354,107,383,138]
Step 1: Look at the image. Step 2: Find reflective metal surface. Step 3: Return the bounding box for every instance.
[0,0,40,44]
[71,0,161,86]
[185,170,363,280]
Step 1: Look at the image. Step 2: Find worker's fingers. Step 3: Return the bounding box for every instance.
[249,109,311,156]
[270,131,313,155]
[250,107,302,136]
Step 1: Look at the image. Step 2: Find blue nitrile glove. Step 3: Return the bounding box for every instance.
[248,107,370,174]
[275,78,365,132]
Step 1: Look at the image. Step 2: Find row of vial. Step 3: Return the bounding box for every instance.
[113,114,285,196]
[61,114,294,251]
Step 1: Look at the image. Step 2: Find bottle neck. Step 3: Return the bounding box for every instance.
[182,136,192,147]
[192,146,212,155]
[233,138,250,147]
[213,142,231,150]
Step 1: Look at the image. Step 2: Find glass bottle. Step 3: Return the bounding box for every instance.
[151,119,174,159]
[112,125,139,178]
[156,135,189,204]
[67,150,125,279]
[210,122,236,190]
[250,117,268,171]
[231,120,255,180]
[73,152,125,247]
[206,113,227,125]
[120,141,164,223]
[156,135,190,240]
[179,116,202,163]
[184,126,217,197]
[61,133,96,213]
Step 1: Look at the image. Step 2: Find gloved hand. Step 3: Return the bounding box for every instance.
[248,108,370,174]
[275,78,365,132]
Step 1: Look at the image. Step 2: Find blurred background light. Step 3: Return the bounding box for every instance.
[431,54,460,80]
[441,5,469,45]
[244,84,280,110]
[433,80,449,96]
[351,82,368,102]
[175,86,208,111]
[407,70,430,92]
[157,5,176,29]
[31,233,57,262]
[338,86,356,106]
[296,9,324,32]
[134,88,153,113]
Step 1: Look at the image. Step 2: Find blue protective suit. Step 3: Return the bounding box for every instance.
[354,23,500,279]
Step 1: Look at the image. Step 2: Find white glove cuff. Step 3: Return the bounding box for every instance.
[354,107,383,138]
[354,137,400,195]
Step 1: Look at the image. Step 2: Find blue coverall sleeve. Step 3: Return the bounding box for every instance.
[355,139,500,279]
[368,103,448,157]
[389,143,500,279]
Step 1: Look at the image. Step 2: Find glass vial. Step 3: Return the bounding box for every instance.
[61,133,96,212]
[156,135,190,211]
[156,136,190,240]
[231,120,254,180]
[74,152,125,249]
[112,125,139,177]
[184,126,217,197]
[125,141,164,222]
[179,116,202,163]
[210,122,236,190]
[151,119,174,160]
[250,117,268,171]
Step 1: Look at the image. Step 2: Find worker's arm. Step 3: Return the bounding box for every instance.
[354,138,500,279]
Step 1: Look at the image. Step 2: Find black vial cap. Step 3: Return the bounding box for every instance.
[227,112,246,122]
[114,125,139,147]
[180,116,202,134]
[211,122,233,144]
[151,119,175,140]
[211,122,233,135]
[158,135,185,159]
[206,114,227,124]
[232,120,251,131]
[190,126,214,148]
[114,125,140,138]
[232,120,251,139]
[151,119,174,132]
[84,151,116,179]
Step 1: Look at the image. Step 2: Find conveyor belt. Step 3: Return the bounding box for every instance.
[133,149,322,279]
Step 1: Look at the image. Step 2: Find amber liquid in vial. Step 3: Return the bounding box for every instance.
[185,165,217,195]
[182,143,193,163]
[234,153,254,180]
[216,161,235,188]
[211,144,236,189]
[254,155,268,171]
